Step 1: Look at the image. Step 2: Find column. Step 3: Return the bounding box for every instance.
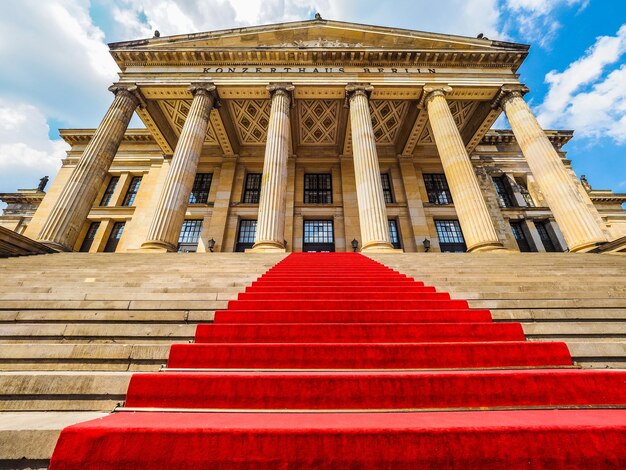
[251,83,294,252]
[498,85,607,252]
[423,85,504,252]
[345,84,395,252]
[37,84,142,250]
[142,83,219,251]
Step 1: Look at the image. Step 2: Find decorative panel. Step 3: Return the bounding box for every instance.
[298,100,340,146]
[370,100,408,144]
[229,99,271,145]
[450,100,479,129]
[159,100,218,144]
[417,100,480,144]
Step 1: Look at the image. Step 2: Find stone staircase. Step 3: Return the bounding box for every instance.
[0,252,285,469]
[0,251,624,468]
[368,253,626,369]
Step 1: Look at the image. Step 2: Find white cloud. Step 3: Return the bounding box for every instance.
[504,0,589,47]
[0,100,68,194]
[536,24,626,143]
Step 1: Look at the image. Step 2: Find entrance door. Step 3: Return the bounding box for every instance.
[303,220,335,252]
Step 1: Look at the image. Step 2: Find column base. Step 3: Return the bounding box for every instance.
[360,241,402,253]
[467,241,508,253]
[39,241,73,252]
[140,240,177,253]
[247,241,286,253]
[568,239,607,253]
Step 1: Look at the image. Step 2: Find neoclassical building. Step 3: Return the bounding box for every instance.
[17,18,626,254]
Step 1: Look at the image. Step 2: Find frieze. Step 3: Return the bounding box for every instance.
[200,66,438,74]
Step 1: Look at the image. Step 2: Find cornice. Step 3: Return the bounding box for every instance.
[59,129,156,145]
[110,48,526,71]
[480,129,573,148]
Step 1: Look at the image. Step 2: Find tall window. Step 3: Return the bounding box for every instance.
[435,220,467,253]
[178,220,202,252]
[536,221,559,252]
[380,173,394,203]
[493,175,515,208]
[388,219,401,249]
[510,221,531,252]
[515,178,535,207]
[304,174,332,204]
[236,220,257,252]
[100,176,119,206]
[242,173,262,204]
[189,173,212,204]
[423,173,452,205]
[104,222,125,252]
[79,222,100,252]
[122,176,142,206]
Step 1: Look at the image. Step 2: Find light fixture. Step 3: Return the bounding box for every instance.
[422,238,431,252]
[208,238,216,252]
[351,239,359,252]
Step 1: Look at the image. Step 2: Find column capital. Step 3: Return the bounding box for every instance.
[418,85,452,108]
[491,84,530,110]
[345,83,373,107]
[267,82,295,107]
[108,83,146,109]
[189,82,221,108]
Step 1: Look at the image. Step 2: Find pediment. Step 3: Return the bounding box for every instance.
[110,19,526,53]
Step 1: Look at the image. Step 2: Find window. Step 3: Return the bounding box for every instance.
[380,173,394,204]
[303,220,335,252]
[423,173,453,205]
[515,178,535,207]
[493,175,515,208]
[177,220,202,252]
[122,176,142,206]
[79,222,100,252]
[242,173,262,204]
[510,221,531,252]
[236,220,257,252]
[189,173,212,204]
[388,219,401,249]
[104,222,125,252]
[435,220,467,253]
[100,176,119,206]
[304,174,332,204]
[536,221,559,252]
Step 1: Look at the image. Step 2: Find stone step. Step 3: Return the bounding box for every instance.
[0,372,131,411]
[0,323,198,342]
[0,411,108,467]
[0,344,170,371]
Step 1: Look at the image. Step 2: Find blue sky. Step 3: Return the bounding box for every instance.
[0,0,625,204]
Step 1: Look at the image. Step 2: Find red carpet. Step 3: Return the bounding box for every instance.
[50,253,626,468]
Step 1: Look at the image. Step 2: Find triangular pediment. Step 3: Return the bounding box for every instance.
[110,19,526,52]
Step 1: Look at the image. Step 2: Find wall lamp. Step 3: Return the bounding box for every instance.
[208,238,216,252]
[351,239,359,252]
[422,238,431,252]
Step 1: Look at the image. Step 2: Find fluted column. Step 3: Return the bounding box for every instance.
[142,83,219,252]
[251,83,293,252]
[37,84,142,250]
[346,84,395,252]
[423,85,503,252]
[498,85,607,252]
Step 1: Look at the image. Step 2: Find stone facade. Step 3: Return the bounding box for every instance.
[6,18,625,253]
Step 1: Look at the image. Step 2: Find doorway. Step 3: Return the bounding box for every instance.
[303,220,335,252]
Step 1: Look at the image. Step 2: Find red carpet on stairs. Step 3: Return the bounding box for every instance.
[50,253,626,468]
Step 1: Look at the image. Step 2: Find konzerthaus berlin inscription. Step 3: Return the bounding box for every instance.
[5,17,626,254]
